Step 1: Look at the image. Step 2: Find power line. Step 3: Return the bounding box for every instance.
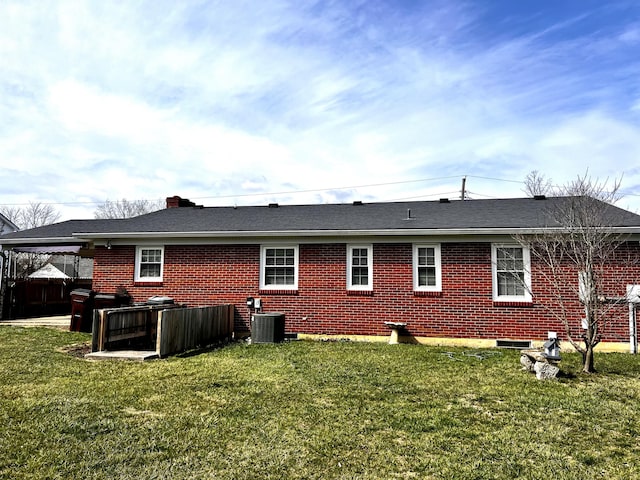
[0,174,547,208]
[188,175,465,201]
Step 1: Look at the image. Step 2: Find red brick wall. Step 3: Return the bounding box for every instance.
[92,242,640,343]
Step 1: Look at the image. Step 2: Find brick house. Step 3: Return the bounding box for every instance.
[3,195,640,351]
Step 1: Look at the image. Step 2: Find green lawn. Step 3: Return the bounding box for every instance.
[0,328,639,479]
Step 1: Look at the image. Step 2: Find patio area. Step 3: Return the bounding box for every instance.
[0,315,70,328]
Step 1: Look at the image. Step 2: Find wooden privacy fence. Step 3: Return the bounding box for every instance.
[3,278,92,319]
[157,305,234,357]
[91,304,235,357]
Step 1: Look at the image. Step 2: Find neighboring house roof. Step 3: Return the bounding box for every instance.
[0,212,19,235]
[24,255,93,279]
[28,263,71,279]
[49,255,94,279]
[2,196,640,246]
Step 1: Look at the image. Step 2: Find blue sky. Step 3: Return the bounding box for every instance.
[1,0,640,220]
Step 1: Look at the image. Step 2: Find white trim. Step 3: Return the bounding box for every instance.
[413,244,442,292]
[134,246,164,282]
[73,226,640,240]
[491,244,532,302]
[260,245,299,290]
[347,244,373,291]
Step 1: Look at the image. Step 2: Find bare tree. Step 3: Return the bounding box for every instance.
[514,173,638,373]
[0,202,60,230]
[523,170,553,197]
[94,198,164,219]
[0,202,61,278]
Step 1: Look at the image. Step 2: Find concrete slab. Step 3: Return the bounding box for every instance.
[85,350,159,361]
[0,315,70,328]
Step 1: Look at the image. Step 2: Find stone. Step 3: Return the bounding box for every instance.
[534,361,560,380]
[520,354,535,372]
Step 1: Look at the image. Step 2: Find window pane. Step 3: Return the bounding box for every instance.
[265,267,295,285]
[140,263,160,278]
[418,266,436,286]
[497,248,523,270]
[497,271,525,296]
[141,249,162,263]
[418,247,435,267]
[352,267,368,285]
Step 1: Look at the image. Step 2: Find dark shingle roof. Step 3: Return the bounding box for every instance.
[0,219,126,242]
[2,197,640,245]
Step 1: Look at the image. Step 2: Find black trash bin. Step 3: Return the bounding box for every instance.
[70,288,94,332]
[94,292,131,310]
[251,313,285,344]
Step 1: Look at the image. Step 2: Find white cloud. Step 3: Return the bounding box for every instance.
[1,0,640,219]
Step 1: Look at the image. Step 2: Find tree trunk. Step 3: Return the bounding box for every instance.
[582,344,596,373]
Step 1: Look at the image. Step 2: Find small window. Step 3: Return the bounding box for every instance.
[413,244,441,291]
[261,246,298,290]
[135,246,164,282]
[492,244,531,302]
[347,245,373,290]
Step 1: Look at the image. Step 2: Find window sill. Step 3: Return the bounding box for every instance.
[259,289,298,295]
[347,290,374,296]
[134,281,163,287]
[414,291,442,297]
[493,300,533,308]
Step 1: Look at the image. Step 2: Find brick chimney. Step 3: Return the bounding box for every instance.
[166,196,196,208]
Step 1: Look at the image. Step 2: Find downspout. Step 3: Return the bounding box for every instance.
[629,302,637,355]
[627,285,640,355]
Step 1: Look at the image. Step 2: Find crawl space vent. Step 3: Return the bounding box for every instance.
[496,339,532,349]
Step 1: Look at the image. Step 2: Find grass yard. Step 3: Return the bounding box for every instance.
[0,328,639,479]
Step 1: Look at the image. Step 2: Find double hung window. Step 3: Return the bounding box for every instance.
[492,244,531,302]
[413,244,441,292]
[261,246,298,290]
[347,245,373,291]
[135,246,164,282]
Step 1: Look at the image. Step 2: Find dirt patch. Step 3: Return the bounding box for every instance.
[59,342,92,358]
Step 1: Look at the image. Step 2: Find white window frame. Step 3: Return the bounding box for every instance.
[413,244,442,292]
[260,245,299,290]
[491,244,532,302]
[347,244,373,291]
[135,246,164,282]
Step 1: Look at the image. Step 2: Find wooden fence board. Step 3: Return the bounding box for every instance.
[157,305,234,357]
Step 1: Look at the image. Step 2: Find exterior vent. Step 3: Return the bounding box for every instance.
[353,200,363,206]
[268,203,279,208]
[439,198,450,203]
[496,339,532,349]
[404,208,415,220]
[533,195,546,201]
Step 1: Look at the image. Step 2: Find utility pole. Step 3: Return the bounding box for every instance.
[461,176,467,200]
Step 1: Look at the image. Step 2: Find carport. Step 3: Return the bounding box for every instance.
[1,234,94,320]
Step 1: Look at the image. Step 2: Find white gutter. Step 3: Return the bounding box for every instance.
[0,237,82,246]
[72,227,640,240]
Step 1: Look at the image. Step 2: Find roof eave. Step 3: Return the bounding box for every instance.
[72,227,621,240]
[1,237,87,247]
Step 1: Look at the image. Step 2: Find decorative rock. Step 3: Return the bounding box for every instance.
[520,349,548,363]
[534,361,560,380]
[520,354,535,372]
